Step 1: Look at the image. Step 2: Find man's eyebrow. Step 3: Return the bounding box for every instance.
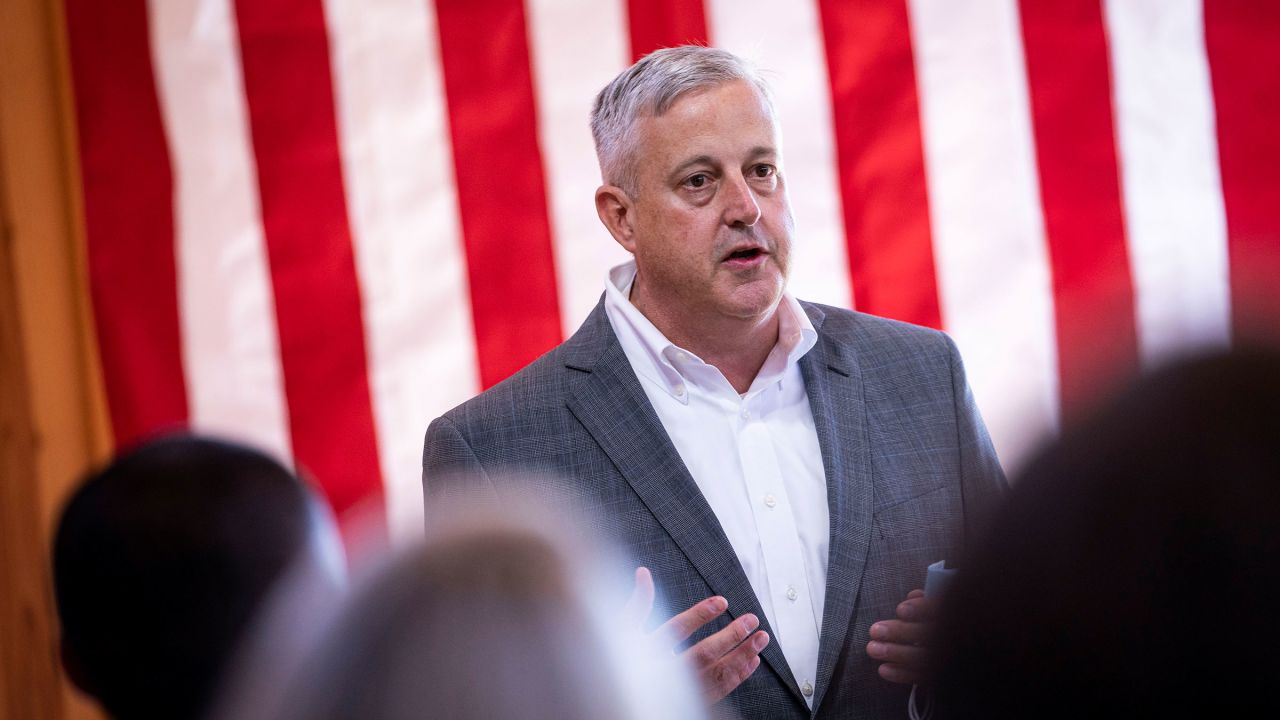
[668,147,778,179]
[669,154,718,178]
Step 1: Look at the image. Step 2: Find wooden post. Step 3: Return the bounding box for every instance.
[0,185,68,720]
[0,0,113,718]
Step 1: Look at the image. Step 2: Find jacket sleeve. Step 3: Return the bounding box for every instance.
[943,333,1008,562]
[421,415,500,526]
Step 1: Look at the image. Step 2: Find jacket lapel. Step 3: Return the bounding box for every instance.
[799,302,875,713]
[561,301,804,702]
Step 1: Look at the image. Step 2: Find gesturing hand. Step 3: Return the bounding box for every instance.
[626,567,770,703]
[865,588,937,684]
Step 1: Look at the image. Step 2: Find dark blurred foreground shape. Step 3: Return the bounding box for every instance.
[930,347,1280,718]
[52,434,341,720]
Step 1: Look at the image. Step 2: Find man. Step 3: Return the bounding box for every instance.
[53,434,345,720]
[423,46,1005,719]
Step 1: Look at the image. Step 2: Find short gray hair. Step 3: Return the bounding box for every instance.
[590,45,774,193]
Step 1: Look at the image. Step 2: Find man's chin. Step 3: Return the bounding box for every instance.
[717,284,786,322]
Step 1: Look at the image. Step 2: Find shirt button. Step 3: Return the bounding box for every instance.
[741,408,751,419]
[802,681,814,697]
[786,585,798,601]
[675,351,688,362]
[674,383,686,397]
[763,494,777,508]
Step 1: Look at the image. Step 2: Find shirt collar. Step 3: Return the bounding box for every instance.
[603,260,817,402]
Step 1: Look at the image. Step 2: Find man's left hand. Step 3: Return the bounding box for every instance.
[865,589,936,684]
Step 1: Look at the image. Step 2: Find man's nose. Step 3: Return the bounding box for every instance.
[720,173,761,227]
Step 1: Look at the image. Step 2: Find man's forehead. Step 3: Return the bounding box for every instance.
[652,79,772,121]
[638,83,778,148]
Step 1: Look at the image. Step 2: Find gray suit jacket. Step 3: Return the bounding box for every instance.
[423,299,1005,719]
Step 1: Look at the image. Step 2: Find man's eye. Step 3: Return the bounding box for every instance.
[685,173,710,189]
[753,164,776,178]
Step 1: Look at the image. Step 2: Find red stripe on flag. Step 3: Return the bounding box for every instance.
[1205,1,1280,341]
[817,0,942,329]
[1019,0,1139,417]
[232,0,384,521]
[434,0,563,387]
[626,0,710,60]
[64,0,189,447]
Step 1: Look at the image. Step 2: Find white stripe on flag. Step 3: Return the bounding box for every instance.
[323,0,481,542]
[149,0,293,464]
[907,0,1060,473]
[706,0,853,309]
[527,0,633,331]
[1105,0,1232,364]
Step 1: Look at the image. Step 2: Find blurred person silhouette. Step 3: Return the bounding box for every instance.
[928,348,1280,719]
[269,496,708,720]
[53,434,345,720]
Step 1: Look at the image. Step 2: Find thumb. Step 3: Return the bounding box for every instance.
[622,566,655,629]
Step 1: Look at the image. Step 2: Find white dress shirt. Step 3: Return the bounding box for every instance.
[603,261,829,705]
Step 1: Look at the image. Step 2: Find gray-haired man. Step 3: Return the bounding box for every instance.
[424,46,1005,719]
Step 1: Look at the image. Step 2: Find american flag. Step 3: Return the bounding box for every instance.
[64,0,1279,545]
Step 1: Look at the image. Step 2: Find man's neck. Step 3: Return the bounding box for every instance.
[632,295,781,395]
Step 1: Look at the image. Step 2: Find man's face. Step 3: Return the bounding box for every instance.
[624,80,793,326]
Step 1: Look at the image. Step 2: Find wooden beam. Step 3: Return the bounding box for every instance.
[0,0,113,717]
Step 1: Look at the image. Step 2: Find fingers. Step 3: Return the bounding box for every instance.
[866,589,938,686]
[710,654,762,703]
[894,592,937,622]
[643,594,769,703]
[868,590,938,647]
[869,618,928,645]
[865,639,927,667]
[658,595,729,646]
[659,600,769,703]
[867,639,928,686]
[687,613,759,668]
[697,626,770,703]
[622,567,655,628]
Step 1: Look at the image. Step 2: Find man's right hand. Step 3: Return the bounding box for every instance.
[626,567,770,703]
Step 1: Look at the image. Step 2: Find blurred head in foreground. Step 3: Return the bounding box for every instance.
[930,348,1280,718]
[274,496,706,720]
[53,434,343,720]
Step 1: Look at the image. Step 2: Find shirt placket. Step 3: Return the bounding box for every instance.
[735,389,822,706]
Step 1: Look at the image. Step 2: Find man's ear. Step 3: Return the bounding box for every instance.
[595,185,637,253]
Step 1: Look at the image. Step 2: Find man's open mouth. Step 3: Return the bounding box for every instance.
[724,247,766,262]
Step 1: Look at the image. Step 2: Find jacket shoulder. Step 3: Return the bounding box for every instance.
[801,301,953,362]
[436,343,572,429]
